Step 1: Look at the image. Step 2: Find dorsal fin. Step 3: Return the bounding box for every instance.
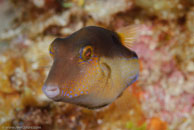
[117,25,140,49]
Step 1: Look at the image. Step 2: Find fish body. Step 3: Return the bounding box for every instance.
[43,26,139,109]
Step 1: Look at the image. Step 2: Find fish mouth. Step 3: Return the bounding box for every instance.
[42,85,60,99]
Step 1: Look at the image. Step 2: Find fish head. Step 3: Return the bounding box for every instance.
[42,26,139,109]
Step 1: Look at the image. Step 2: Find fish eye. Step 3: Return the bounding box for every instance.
[80,45,93,61]
[49,43,55,57]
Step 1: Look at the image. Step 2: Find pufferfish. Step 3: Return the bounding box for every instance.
[42,25,140,109]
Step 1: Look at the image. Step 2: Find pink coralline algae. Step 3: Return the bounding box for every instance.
[133,24,194,128]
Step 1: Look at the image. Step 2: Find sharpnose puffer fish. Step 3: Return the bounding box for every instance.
[42,25,140,109]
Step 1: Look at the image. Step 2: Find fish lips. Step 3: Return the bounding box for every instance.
[42,85,61,101]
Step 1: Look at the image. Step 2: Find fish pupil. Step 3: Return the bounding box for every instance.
[85,49,91,58]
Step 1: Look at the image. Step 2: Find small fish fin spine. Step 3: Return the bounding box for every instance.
[116,24,141,49]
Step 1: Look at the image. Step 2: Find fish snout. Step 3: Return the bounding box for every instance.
[42,85,60,99]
